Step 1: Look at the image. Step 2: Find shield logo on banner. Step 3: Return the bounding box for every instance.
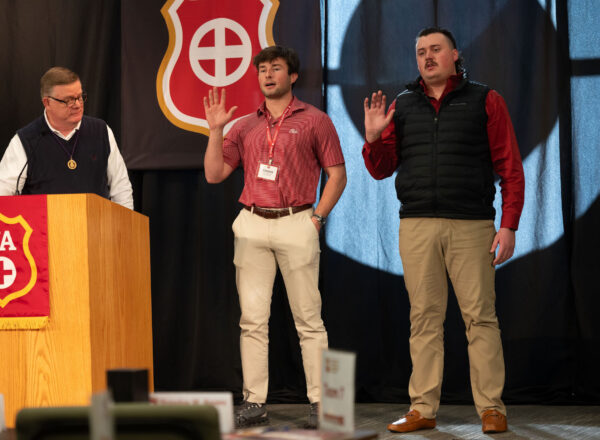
[0,214,37,309]
[157,0,279,135]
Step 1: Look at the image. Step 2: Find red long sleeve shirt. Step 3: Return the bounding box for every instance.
[362,76,525,230]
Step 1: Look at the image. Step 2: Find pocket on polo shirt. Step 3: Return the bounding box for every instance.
[280,125,302,156]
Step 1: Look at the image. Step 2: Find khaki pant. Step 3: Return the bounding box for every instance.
[399,218,506,419]
[233,207,327,404]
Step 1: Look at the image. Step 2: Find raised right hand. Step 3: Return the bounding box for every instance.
[203,87,238,130]
[364,90,395,143]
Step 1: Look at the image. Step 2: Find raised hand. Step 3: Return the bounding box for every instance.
[364,90,395,143]
[203,87,238,130]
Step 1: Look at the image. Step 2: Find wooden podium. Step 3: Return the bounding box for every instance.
[0,194,153,428]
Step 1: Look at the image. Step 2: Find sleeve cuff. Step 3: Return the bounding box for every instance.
[500,213,521,231]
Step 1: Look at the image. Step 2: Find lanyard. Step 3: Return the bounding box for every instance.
[265,98,294,165]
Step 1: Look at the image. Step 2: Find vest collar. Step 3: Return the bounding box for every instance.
[406,72,468,96]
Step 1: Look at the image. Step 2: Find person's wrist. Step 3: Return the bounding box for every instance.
[312,213,326,226]
[365,130,381,143]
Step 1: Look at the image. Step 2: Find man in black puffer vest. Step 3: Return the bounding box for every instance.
[363,27,524,434]
[0,67,132,209]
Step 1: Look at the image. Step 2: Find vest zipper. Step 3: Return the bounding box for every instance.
[432,114,439,215]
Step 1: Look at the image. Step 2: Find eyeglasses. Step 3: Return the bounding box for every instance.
[47,93,87,107]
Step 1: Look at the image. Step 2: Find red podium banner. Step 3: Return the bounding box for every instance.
[0,195,49,329]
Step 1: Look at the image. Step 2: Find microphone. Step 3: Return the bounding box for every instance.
[15,160,28,195]
[15,127,50,195]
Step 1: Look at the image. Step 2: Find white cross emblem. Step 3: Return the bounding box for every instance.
[188,18,252,87]
[0,257,17,289]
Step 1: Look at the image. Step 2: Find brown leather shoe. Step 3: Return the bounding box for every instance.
[481,409,507,433]
[387,409,436,433]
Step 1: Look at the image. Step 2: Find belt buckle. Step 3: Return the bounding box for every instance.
[257,207,276,219]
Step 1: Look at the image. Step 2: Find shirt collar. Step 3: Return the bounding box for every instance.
[257,96,305,117]
[419,73,463,98]
[44,109,82,140]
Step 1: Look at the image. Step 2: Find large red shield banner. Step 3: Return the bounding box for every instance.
[0,196,49,329]
[157,0,279,135]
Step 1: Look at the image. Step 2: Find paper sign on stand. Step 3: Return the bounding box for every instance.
[90,391,115,440]
[150,391,234,433]
[320,349,356,433]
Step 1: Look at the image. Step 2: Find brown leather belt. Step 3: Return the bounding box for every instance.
[244,204,312,219]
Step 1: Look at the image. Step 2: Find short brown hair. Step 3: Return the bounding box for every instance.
[416,27,465,73]
[252,46,300,75]
[40,67,80,99]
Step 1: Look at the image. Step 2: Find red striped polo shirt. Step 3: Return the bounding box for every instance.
[223,97,344,208]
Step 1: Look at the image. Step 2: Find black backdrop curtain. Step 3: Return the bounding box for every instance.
[1,0,599,406]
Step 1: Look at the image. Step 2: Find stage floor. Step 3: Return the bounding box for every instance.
[264,403,600,440]
[2,403,599,439]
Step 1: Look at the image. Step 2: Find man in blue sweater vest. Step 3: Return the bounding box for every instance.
[0,67,133,209]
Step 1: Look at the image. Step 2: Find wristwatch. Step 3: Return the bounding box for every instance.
[312,213,326,226]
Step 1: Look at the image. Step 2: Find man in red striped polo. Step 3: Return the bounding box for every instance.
[203,45,346,429]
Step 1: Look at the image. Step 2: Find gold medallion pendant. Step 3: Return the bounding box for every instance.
[67,159,77,170]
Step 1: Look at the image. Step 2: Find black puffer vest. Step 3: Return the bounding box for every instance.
[393,77,495,220]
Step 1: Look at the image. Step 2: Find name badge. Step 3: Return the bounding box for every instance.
[257,162,279,181]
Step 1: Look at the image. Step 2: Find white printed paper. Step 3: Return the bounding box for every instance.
[320,349,356,433]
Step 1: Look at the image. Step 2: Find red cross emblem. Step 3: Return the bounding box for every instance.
[157,0,279,135]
